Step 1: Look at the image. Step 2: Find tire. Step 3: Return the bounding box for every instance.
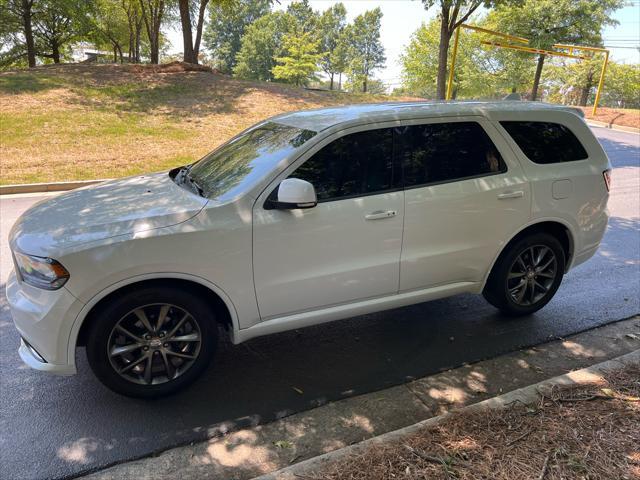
[86,286,217,398]
[483,232,565,316]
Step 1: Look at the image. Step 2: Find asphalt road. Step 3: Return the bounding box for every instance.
[0,126,638,480]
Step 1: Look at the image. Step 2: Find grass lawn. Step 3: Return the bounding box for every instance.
[0,64,415,185]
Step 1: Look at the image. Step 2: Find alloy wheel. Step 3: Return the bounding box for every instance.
[107,303,202,385]
[506,245,558,306]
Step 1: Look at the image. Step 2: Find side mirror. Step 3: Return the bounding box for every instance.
[267,178,317,210]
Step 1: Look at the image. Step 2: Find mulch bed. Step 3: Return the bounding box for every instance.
[312,364,640,480]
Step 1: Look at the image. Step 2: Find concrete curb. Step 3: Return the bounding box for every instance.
[0,179,110,195]
[586,120,640,134]
[253,349,640,480]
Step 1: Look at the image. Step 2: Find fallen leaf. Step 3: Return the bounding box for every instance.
[273,440,293,449]
[292,387,304,395]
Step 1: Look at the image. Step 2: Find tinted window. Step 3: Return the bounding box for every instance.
[501,121,588,164]
[291,128,397,201]
[189,122,316,201]
[396,122,506,188]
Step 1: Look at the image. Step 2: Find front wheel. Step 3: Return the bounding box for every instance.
[483,233,565,316]
[86,286,217,398]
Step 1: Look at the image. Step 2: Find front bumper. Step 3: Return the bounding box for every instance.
[7,270,83,375]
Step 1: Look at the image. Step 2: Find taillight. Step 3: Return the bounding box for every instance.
[603,169,612,192]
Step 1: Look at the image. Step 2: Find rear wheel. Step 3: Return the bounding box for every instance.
[483,233,565,316]
[86,286,216,398]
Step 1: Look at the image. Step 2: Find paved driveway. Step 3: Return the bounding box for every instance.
[0,126,638,480]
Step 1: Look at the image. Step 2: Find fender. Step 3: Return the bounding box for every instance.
[480,216,577,290]
[66,272,241,366]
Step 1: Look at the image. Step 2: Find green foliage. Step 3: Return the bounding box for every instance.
[33,0,95,61]
[272,31,321,86]
[346,7,385,93]
[91,0,130,61]
[604,63,640,109]
[489,0,624,48]
[233,11,291,81]
[401,18,505,99]
[204,0,270,73]
[286,0,317,35]
[317,3,348,88]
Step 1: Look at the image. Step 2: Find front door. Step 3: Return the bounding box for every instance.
[252,126,404,319]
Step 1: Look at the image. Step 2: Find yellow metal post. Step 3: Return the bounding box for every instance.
[592,50,609,116]
[446,26,461,100]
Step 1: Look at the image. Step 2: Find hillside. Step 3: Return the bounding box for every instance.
[0,64,417,185]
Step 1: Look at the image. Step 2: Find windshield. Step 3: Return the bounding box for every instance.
[186,122,317,201]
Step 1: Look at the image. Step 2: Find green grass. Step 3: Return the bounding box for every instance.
[0,64,411,185]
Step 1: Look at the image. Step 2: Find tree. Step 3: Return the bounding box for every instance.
[121,0,144,62]
[32,0,93,63]
[92,0,130,63]
[139,0,166,64]
[603,62,640,109]
[286,0,317,34]
[204,0,270,73]
[318,3,347,90]
[421,0,521,99]
[233,11,291,81]
[346,8,385,93]
[401,18,509,99]
[272,30,320,86]
[1,0,37,67]
[177,0,210,64]
[489,0,623,100]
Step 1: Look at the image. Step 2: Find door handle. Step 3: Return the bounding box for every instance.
[497,190,524,200]
[365,210,397,220]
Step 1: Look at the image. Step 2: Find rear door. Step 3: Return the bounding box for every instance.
[397,117,531,291]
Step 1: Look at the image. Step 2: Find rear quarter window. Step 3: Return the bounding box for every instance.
[500,121,588,164]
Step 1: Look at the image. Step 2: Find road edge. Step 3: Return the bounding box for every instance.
[252,349,640,480]
[0,179,109,196]
[586,119,640,134]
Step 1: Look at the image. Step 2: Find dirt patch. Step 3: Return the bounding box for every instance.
[579,106,640,129]
[314,364,640,480]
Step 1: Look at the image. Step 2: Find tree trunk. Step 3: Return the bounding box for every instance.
[363,76,367,93]
[178,0,196,63]
[21,0,36,68]
[436,18,452,100]
[578,70,594,106]
[329,73,334,90]
[52,42,61,63]
[193,0,209,62]
[338,72,342,91]
[135,21,142,62]
[113,46,118,63]
[531,54,545,101]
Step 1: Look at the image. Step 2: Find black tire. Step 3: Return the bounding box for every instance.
[483,232,565,316]
[86,286,217,398]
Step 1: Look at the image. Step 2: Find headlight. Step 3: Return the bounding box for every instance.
[12,251,70,290]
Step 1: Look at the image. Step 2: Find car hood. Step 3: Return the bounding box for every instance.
[10,172,208,257]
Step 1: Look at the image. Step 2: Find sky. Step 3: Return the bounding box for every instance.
[167,0,640,88]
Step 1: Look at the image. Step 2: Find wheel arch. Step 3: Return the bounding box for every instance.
[483,219,575,290]
[70,274,240,362]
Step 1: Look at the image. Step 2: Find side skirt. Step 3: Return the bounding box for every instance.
[234,281,478,344]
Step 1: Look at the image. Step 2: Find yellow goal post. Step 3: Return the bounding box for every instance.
[446,23,609,115]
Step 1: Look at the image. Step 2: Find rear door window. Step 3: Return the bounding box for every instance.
[395,121,507,188]
[500,121,588,164]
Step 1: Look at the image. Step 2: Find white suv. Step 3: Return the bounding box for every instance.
[7,101,611,397]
